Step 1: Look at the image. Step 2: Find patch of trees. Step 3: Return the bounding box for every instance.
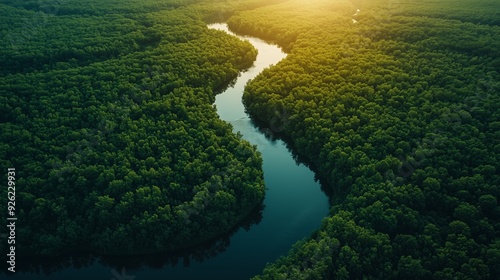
[0,0,265,257]
[228,0,500,278]
[358,0,500,26]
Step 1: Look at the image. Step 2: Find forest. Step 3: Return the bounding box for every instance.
[229,0,500,278]
[0,0,271,256]
[1,0,499,279]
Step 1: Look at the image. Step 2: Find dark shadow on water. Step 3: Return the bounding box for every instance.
[213,67,253,96]
[214,75,238,95]
[5,204,264,277]
[247,114,336,202]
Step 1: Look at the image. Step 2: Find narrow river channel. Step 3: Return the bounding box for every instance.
[8,23,329,280]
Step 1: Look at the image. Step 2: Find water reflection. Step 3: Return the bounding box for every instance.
[7,204,263,276]
[248,115,336,200]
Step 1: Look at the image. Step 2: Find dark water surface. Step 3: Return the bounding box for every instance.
[7,23,329,280]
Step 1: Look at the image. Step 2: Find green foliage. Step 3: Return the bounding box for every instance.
[1,0,499,277]
[233,0,500,279]
[0,0,266,256]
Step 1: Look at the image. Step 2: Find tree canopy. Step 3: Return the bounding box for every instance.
[1,0,499,279]
[228,0,500,278]
[0,0,269,257]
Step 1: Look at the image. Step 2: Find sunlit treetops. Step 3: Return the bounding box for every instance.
[228,0,500,279]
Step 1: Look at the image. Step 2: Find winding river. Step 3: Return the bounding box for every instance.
[9,23,329,280]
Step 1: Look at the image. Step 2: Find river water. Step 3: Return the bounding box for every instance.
[8,23,329,280]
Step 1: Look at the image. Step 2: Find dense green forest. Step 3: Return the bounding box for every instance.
[228,0,500,278]
[1,0,499,278]
[0,0,273,256]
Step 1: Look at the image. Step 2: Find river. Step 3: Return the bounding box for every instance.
[8,23,329,280]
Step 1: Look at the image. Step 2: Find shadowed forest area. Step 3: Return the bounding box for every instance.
[0,0,274,257]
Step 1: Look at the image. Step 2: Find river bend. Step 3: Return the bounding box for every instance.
[8,23,329,280]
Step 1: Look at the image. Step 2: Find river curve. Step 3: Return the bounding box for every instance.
[7,23,329,280]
